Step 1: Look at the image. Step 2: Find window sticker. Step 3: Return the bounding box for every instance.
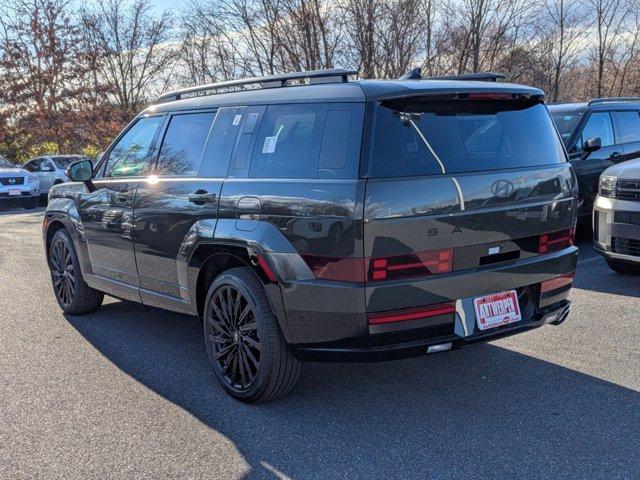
[261,125,284,154]
[233,114,242,126]
[262,136,277,153]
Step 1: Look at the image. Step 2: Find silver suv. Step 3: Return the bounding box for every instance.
[594,158,640,273]
[0,156,40,209]
[23,155,89,199]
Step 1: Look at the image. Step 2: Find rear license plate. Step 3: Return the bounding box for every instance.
[473,290,521,331]
[8,189,21,196]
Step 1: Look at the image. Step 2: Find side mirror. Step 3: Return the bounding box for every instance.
[41,165,54,172]
[67,159,95,191]
[583,137,601,153]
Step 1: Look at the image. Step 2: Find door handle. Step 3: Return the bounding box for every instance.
[189,190,217,205]
[610,152,623,162]
[113,192,128,203]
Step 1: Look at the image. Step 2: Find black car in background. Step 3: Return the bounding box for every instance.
[548,98,640,217]
[43,69,578,402]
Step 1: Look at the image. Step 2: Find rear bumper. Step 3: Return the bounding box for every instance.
[293,300,570,362]
[278,246,578,358]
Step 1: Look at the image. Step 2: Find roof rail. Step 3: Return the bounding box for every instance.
[155,68,358,104]
[426,72,507,82]
[588,97,640,106]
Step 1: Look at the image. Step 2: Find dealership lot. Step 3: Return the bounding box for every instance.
[0,208,638,479]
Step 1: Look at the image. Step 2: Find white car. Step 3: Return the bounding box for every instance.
[0,156,40,209]
[23,155,90,198]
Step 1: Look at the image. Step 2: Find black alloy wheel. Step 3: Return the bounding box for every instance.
[48,228,103,315]
[203,267,300,403]
[50,236,75,307]
[206,285,261,391]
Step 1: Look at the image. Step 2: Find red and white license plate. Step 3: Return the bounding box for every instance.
[8,189,21,196]
[473,290,521,331]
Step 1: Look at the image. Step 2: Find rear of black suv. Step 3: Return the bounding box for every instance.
[277,86,578,362]
[44,72,578,402]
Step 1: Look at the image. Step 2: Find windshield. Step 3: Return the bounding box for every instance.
[550,110,583,143]
[52,156,80,169]
[369,100,567,177]
[0,157,14,169]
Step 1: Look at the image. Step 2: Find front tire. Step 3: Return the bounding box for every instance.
[23,197,37,209]
[203,267,300,403]
[606,258,640,275]
[48,229,104,314]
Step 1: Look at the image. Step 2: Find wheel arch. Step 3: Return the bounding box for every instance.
[190,242,291,341]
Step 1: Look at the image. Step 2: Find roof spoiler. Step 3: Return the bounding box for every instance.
[154,68,358,104]
[397,69,507,82]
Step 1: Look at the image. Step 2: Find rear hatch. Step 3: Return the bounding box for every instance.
[363,91,577,313]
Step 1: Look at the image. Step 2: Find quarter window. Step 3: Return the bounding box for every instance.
[156,112,215,176]
[580,112,614,149]
[249,104,326,179]
[105,116,163,178]
[613,111,640,144]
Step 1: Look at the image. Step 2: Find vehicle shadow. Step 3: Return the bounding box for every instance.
[65,301,639,479]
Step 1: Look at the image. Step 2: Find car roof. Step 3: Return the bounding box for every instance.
[547,102,587,113]
[145,79,544,115]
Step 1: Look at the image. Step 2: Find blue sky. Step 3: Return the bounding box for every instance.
[149,0,181,15]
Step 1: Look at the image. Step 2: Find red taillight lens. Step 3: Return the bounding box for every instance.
[539,227,575,254]
[301,255,366,283]
[257,254,278,282]
[368,302,455,325]
[541,271,575,293]
[368,248,453,281]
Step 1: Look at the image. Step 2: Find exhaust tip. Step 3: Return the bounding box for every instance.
[427,342,453,354]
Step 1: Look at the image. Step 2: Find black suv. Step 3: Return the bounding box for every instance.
[43,69,578,402]
[548,98,640,217]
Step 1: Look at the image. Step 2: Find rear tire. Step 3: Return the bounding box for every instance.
[203,267,300,403]
[23,197,37,209]
[48,229,104,314]
[606,258,640,275]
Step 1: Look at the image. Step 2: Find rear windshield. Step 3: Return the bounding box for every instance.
[369,99,566,177]
[550,109,583,143]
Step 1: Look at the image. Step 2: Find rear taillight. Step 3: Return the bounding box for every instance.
[539,227,575,254]
[301,248,453,283]
[367,302,455,325]
[367,248,453,282]
[301,255,366,283]
[541,271,575,293]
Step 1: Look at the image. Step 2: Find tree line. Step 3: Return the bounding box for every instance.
[1,0,639,162]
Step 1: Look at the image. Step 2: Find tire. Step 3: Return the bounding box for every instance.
[203,267,300,403]
[23,197,37,209]
[606,258,640,275]
[48,228,104,315]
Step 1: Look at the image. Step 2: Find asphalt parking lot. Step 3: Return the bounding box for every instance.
[1,207,638,479]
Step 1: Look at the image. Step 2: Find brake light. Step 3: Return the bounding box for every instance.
[368,302,455,325]
[539,227,574,254]
[541,271,575,293]
[467,93,515,100]
[368,248,453,281]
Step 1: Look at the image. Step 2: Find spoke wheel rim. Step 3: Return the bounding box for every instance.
[206,285,260,391]
[51,238,75,307]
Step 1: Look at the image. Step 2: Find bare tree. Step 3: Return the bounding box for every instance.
[82,0,176,116]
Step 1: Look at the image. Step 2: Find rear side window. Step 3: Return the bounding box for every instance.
[612,111,640,144]
[369,100,566,177]
[249,104,327,178]
[156,112,215,176]
[580,112,614,148]
[105,116,163,177]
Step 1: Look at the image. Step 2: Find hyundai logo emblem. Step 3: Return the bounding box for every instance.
[491,179,515,198]
[8,178,16,184]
